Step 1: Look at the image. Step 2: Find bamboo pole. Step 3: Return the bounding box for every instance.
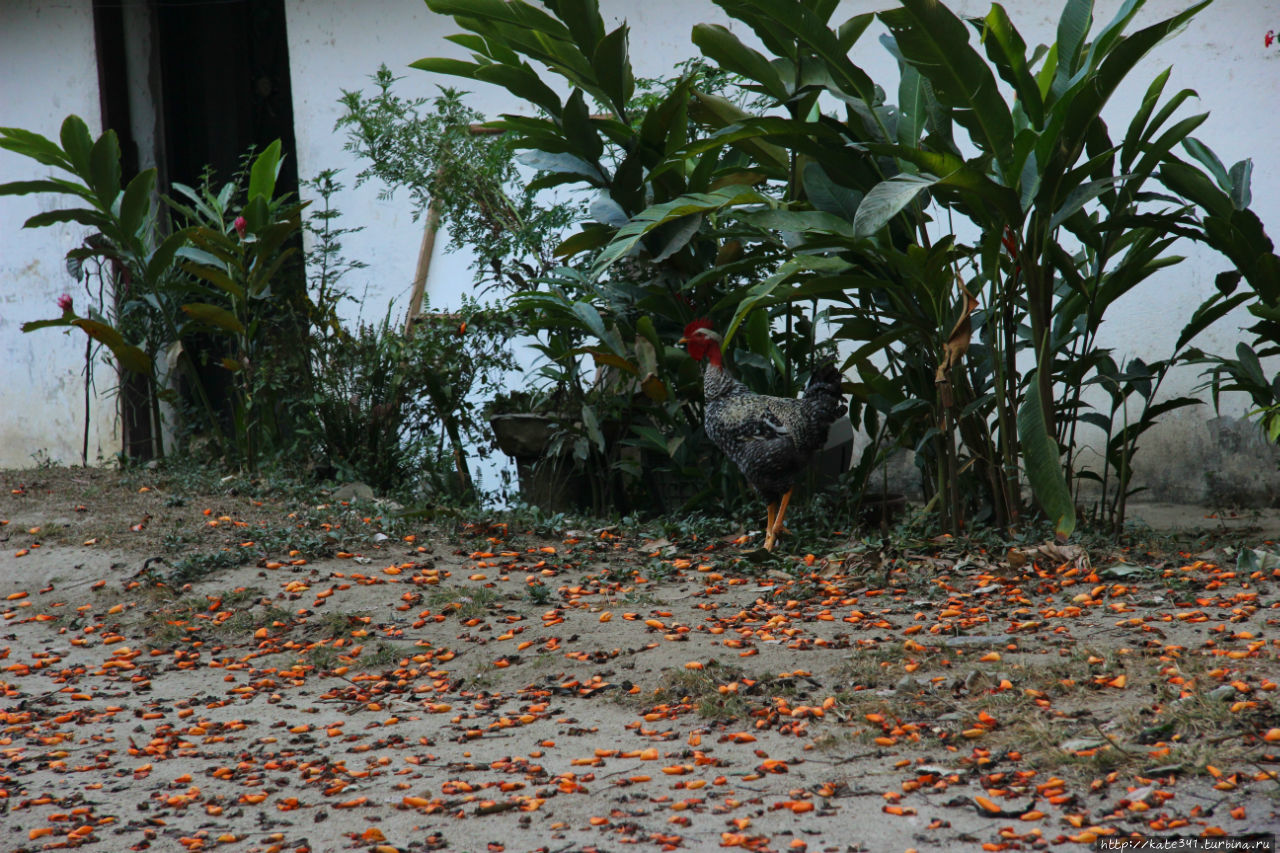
[403,168,444,335]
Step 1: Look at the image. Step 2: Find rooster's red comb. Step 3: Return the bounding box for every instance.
[683,317,714,338]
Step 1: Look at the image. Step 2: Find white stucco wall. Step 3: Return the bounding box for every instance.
[0,1,116,467]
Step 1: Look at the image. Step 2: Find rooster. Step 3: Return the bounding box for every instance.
[680,318,846,550]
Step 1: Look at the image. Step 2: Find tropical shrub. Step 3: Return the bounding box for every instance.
[585,0,1279,534]
[1,116,187,460]
[1,117,516,499]
[413,0,847,515]
[310,300,515,498]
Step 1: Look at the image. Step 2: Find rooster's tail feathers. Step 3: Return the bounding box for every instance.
[804,362,847,418]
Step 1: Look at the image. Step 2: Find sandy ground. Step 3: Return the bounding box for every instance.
[0,468,1277,853]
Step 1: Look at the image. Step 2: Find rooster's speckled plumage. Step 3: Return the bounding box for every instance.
[681,318,846,550]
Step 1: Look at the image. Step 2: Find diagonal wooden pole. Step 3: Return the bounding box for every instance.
[403,167,444,335]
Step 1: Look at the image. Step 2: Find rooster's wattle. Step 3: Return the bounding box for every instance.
[680,318,846,550]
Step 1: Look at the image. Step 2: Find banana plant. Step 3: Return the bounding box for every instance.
[590,0,1263,537]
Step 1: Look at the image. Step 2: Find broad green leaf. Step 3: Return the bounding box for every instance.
[687,90,789,171]
[0,125,71,170]
[552,0,605,58]
[589,191,628,227]
[865,143,1022,222]
[555,225,614,258]
[87,129,122,208]
[592,24,635,115]
[0,178,93,200]
[23,207,111,231]
[1048,174,1130,231]
[803,162,862,221]
[853,174,936,237]
[638,75,692,155]
[181,260,245,299]
[881,0,1015,178]
[692,23,789,102]
[409,56,481,80]
[59,115,94,176]
[1053,0,1093,87]
[836,12,874,51]
[1235,341,1267,390]
[517,149,604,185]
[427,0,572,41]
[1119,113,1207,206]
[181,302,246,334]
[146,229,190,285]
[474,62,565,117]
[1061,1,1213,160]
[571,301,614,351]
[722,272,785,349]
[1035,42,1058,100]
[1182,137,1229,190]
[593,186,770,272]
[1019,372,1076,540]
[247,139,282,202]
[745,207,855,237]
[635,315,663,352]
[728,0,877,104]
[241,194,270,234]
[1229,159,1253,210]
[979,4,1044,127]
[650,214,702,263]
[73,318,151,375]
[1121,67,1172,169]
[559,89,603,162]
[22,316,78,333]
[1081,0,1145,73]
[896,61,926,146]
[119,168,156,237]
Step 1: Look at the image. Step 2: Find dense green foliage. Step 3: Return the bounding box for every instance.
[6,0,1280,533]
[417,0,1280,532]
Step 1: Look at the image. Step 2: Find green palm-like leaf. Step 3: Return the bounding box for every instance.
[247,139,282,202]
[692,24,789,102]
[594,187,770,273]
[1019,372,1075,540]
[854,174,937,237]
[181,302,246,334]
[978,4,1043,127]
[87,129,121,209]
[75,318,151,375]
[881,0,1015,179]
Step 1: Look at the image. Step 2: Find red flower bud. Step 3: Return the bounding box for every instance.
[1267,30,1275,48]
[234,216,247,239]
[57,293,73,313]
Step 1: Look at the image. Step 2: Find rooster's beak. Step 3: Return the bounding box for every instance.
[677,337,689,345]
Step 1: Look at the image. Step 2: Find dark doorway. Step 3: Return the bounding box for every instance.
[154,0,299,195]
[92,0,303,460]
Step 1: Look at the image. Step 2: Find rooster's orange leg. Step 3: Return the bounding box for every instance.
[764,503,778,550]
[767,489,793,551]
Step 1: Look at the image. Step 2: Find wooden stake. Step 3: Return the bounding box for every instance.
[404,167,444,335]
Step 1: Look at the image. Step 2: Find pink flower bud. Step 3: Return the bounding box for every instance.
[57,293,73,313]
[234,216,247,239]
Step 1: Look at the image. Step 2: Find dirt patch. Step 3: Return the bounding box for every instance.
[0,467,1277,852]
